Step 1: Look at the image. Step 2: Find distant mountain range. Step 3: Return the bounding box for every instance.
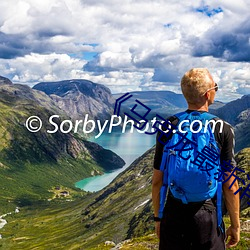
[212,94,250,126]
[113,91,187,116]
[113,91,225,118]
[113,90,249,151]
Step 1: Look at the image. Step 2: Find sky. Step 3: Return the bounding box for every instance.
[0,0,249,102]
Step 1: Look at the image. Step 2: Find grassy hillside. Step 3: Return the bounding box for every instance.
[0,84,124,213]
[1,147,249,249]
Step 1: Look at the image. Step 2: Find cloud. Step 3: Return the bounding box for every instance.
[193,18,250,62]
[0,53,87,85]
[0,0,249,101]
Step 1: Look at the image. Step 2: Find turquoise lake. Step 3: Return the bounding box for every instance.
[75,130,156,192]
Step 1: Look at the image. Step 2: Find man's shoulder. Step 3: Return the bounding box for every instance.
[211,116,234,133]
[165,115,179,123]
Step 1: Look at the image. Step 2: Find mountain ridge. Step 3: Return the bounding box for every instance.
[33,79,115,122]
[0,76,12,85]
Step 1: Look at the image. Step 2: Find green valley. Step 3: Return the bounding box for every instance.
[0,147,249,249]
[0,82,124,214]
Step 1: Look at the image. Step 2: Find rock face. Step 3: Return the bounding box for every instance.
[235,148,250,212]
[210,94,250,152]
[234,108,250,152]
[213,94,250,125]
[83,140,125,171]
[0,76,12,85]
[33,79,115,121]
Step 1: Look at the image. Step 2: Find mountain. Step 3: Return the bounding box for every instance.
[113,91,186,119]
[235,148,250,212]
[0,79,124,212]
[212,94,250,152]
[213,94,250,126]
[33,79,115,121]
[0,75,12,85]
[0,77,249,249]
[113,91,225,119]
[209,100,225,110]
[234,108,250,152]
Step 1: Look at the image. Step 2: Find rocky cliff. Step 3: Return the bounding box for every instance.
[33,79,115,121]
[213,94,250,126]
[209,94,250,152]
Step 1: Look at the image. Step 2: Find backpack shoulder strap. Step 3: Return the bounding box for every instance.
[201,112,217,120]
[173,111,189,122]
[200,112,223,231]
[174,111,217,122]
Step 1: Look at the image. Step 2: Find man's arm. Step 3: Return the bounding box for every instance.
[223,175,240,248]
[152,169,163,239]
[219,122,240,248]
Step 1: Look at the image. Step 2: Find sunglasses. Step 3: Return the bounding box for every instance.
[203,83,218,95]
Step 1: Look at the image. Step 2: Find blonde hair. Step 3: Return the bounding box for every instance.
[181,68,214,104]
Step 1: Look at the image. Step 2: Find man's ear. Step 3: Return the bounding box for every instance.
[204,92,209,100]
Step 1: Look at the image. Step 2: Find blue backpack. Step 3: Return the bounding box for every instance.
[158,111,223,229]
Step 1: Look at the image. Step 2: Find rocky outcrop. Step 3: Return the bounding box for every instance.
[234,109,250,152]
[33,79,115,121]
[0,83,124,169]
[0,76,12,85]
[213,94,250,125]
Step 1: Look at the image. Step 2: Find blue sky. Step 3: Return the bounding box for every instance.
[0,0,249,102]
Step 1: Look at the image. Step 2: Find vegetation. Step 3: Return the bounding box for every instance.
[1,147,248,249]
[0,83,249,249]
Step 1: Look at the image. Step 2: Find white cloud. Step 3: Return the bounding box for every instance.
[0,53,87,85]
[0,0,249,101]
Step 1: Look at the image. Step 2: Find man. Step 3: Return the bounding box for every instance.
[152,68,240,249]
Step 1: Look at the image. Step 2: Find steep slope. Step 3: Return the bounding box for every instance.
[213,94,250,126]
[33,79,115,121]
[78,146,250,248]
[210,94,250,152]
[0,82,124,212]
[0,75,12,85]
[235,148,250,212]
[1,147,249,249]
[234,109,250,152]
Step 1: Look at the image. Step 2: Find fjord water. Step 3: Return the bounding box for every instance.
[75,130,155,192]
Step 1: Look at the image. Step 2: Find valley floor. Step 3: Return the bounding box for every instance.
[0,198,249,250]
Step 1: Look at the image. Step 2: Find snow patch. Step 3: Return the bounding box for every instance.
[138,185,145,190]
[0,219,7,229]
[134,199,150,210]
